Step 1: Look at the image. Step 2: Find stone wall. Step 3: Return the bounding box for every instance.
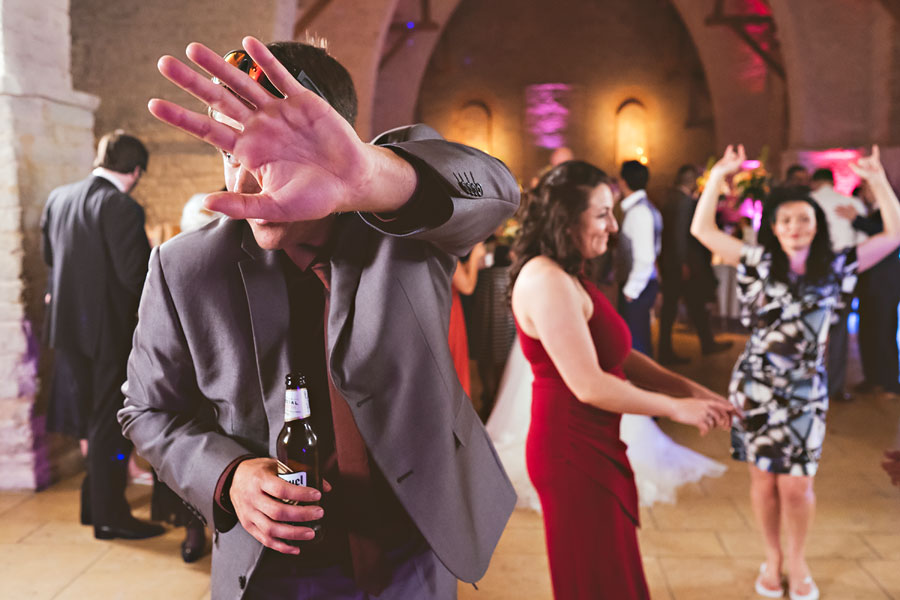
[0,0,98,489]
[69,0,297,230]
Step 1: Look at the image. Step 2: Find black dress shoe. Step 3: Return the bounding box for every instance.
[95,517,166,540]
[658,351,690,366]
[181,520,207,563]
[702,340,734,355]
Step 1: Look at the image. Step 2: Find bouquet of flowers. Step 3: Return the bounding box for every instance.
[496,216,521,246]
[732,146,771,200]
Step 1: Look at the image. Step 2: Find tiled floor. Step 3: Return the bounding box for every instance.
[3,328,899,599]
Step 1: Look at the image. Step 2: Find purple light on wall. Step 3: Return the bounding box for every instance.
[525,83,572,149]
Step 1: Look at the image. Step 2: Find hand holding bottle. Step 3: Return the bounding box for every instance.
[229,458,330,554]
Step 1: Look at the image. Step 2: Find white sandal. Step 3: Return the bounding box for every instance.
[755,563,785,598]
[789,575,819,600]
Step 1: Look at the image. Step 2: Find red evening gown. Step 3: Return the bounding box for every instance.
[520,277,649,599]
[448,285,471,395]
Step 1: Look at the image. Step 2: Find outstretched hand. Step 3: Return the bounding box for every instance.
[670,398,738,436]
[849,145,888,183]
[711,144,747,177]
[148,37,399,222]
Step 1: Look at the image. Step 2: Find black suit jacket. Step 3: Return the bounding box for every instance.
[41,175,151,360]
[660,187,715,294]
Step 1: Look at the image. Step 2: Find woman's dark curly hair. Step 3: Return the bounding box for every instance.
[758,185,834,285]
[509,160,611,293]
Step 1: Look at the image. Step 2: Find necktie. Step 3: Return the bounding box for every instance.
[310,262,389,594]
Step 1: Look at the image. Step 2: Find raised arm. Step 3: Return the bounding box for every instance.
[690,145,748,266]
[512,258,733,433]
[850,146,900,272]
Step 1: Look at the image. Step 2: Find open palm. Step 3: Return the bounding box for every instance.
[148,37,374,222]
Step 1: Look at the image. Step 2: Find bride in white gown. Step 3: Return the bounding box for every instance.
[487,337,726,510]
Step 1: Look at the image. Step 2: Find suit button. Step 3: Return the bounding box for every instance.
[239,575,246,589]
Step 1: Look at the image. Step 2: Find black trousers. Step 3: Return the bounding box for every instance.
[827,307,850,397]
[658,272,715,355]
[57,347,133,526]
[618,278,659,356]
[858,272,900,391]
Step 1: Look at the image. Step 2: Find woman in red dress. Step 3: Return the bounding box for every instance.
[448,242,486,395]
[509,161,737,599]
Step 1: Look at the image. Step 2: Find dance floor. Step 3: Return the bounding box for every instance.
[2,328,899,599]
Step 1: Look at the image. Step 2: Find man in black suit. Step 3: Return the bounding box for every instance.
[42,131,162,540]
[658,165,731,364]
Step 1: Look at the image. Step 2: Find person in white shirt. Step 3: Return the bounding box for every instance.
[810,168,868,403]
[616,160,662,355]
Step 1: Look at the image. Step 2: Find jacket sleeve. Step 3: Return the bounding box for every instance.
[100,193,152,297]
[358,126,521,257]
[118,247,253,532]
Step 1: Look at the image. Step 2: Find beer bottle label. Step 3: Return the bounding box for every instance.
[284,388,311,421]
[279,471,308,487]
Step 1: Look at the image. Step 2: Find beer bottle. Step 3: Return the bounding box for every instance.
[276,372,322,545]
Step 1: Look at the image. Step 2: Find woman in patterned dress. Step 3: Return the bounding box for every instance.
[691,145,900,600]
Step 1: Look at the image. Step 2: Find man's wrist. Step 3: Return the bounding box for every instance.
[216,454,254,514]
[358,145,418,215]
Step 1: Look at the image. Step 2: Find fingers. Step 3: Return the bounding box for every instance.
[737,144,746,162]
[872,144,880,162]
[204,190,284,221]
[242,36,313,100]
[156,55,253,124]
[148,99,238,152]
[262,475,323,504]
[185,42,272,109]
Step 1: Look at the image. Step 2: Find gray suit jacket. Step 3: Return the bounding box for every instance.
[119,130,519,599]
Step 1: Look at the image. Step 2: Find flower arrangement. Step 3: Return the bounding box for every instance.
[496,216,521,246]
[732,146,771,200]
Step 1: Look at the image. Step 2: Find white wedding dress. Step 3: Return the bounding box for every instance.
[486,338,726,510]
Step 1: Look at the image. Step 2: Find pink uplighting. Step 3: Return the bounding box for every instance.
[742,160,761,170]
[794,148,863,195]
[525,83,572,149]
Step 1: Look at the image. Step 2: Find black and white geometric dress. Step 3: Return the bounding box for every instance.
[728,244,859,476]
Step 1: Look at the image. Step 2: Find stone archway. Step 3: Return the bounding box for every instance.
[370,0,766,152]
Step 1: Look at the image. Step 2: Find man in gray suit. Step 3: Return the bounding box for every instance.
[119,38,517,599]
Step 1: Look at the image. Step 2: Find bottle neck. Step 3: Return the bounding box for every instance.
[284,387,311,422]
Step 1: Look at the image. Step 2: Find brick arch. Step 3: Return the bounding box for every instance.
[369,0,783,154]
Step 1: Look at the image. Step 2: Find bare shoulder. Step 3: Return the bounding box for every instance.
[512,256,581,325]
[513,256,572,296]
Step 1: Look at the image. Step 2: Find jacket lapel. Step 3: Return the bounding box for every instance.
[238,227,291,456]
[326,217,368,400]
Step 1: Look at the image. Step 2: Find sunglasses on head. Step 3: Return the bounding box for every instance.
[212,49,327,102]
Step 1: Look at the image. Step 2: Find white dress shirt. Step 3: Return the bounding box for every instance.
[619,189,661,300]
[810,185,868,251]
[92,167,129,193]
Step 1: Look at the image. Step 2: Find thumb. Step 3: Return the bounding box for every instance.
[205,191,280,220]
